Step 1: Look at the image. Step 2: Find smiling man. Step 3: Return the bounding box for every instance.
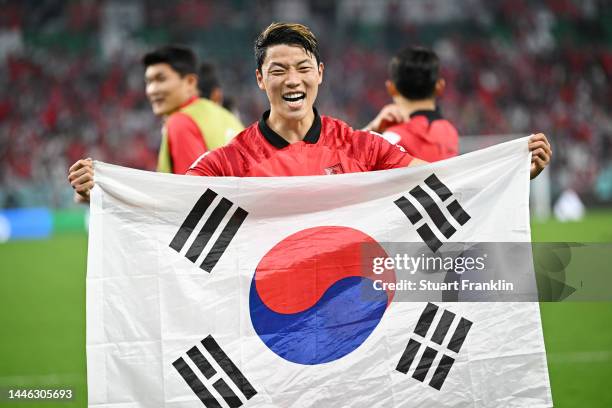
[69,23,551,199]
[143,46,243,174]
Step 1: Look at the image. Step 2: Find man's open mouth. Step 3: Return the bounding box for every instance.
[282,92,306,102]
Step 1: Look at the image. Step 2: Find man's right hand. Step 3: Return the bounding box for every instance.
[363,104,407,133]
[68,158,94,203]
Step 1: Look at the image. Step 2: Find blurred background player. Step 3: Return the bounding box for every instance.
[197,62,223,106]
[144,46,243,174]
[365,46,458,162]
[198,62,242,122]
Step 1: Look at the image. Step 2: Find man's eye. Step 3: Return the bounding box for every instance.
[298,67,311,72]
[270,70,284,75]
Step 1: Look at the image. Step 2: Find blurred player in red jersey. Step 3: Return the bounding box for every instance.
[69,24,551,200]
[143,46,243,174]
[365,46,458,162]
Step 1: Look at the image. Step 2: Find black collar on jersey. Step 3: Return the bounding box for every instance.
[410,108,443,123]
[258,108,322,149]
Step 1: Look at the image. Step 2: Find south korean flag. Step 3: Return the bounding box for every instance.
[86,137,552,407]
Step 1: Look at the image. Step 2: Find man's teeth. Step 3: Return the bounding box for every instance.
[283,93,305,102]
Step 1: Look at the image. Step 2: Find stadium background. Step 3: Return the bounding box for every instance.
[0,0,610,407]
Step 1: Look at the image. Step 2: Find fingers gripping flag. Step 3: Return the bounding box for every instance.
[86,137,552,407]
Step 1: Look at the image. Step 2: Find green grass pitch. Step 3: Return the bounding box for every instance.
[1,211,611,407]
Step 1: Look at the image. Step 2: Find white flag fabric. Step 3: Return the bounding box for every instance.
[86,137,552,407]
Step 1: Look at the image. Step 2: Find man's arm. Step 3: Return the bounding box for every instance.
[364,130,420,170]
[68,158,94,203]
[380,132,551,178]
[186,149,227,176]
[406,134,551,176]
[408,158,428,167]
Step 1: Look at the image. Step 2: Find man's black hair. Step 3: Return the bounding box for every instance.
[389,46,439,100]
[142,45,197,76]
[254,22,321,71]
[198,62,220,99]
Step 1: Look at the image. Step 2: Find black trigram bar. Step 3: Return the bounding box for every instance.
[213,378,242,408]
[170,189,218,252]
[397,304,472,391]
[416,224,442,253]
[185,198,233,263]
[200,207,248,272]
[446,200,471,226]
[201,335,257,400]
[170,190,248,272]
[396,338,421,374]
[409,185,456,239]
[414,302,438,337]
[424,174,452,202]
[431,309,456,345]
[395,174,471,253]
[412,346,437,382]
[175,336,257,407]
[447,317,473,353]
[429,354,455,390]
[173,357,222,408]
[394,196,422,224]
[187,346,216,379]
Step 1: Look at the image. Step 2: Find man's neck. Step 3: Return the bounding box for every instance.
[393,97,437,118]
[180,94,198,109]
[163,95,198,118]
[267,109,315,144]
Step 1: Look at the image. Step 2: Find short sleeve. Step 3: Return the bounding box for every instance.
[166,113,208,174]
[186,150,224,176]
[358,130,414,170]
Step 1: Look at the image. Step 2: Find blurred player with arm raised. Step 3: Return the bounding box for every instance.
[365,46,550,173]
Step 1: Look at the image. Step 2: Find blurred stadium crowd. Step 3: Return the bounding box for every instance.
[0,0,610,208]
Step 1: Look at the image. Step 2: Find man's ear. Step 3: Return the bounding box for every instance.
[434,78,446,97]
[185,73,198,88]
[318,62,324,85]
[385,80,399,97]
[255,69,265,90]
[210,87,224,105]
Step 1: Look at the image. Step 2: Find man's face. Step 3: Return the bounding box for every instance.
[256,44,323,122]
[145,63,195,116]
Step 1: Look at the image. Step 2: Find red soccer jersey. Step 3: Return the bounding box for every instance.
[165,97,208,174]
[382,109,458,162]
[165,108,207,175]
[187,110,413,177]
